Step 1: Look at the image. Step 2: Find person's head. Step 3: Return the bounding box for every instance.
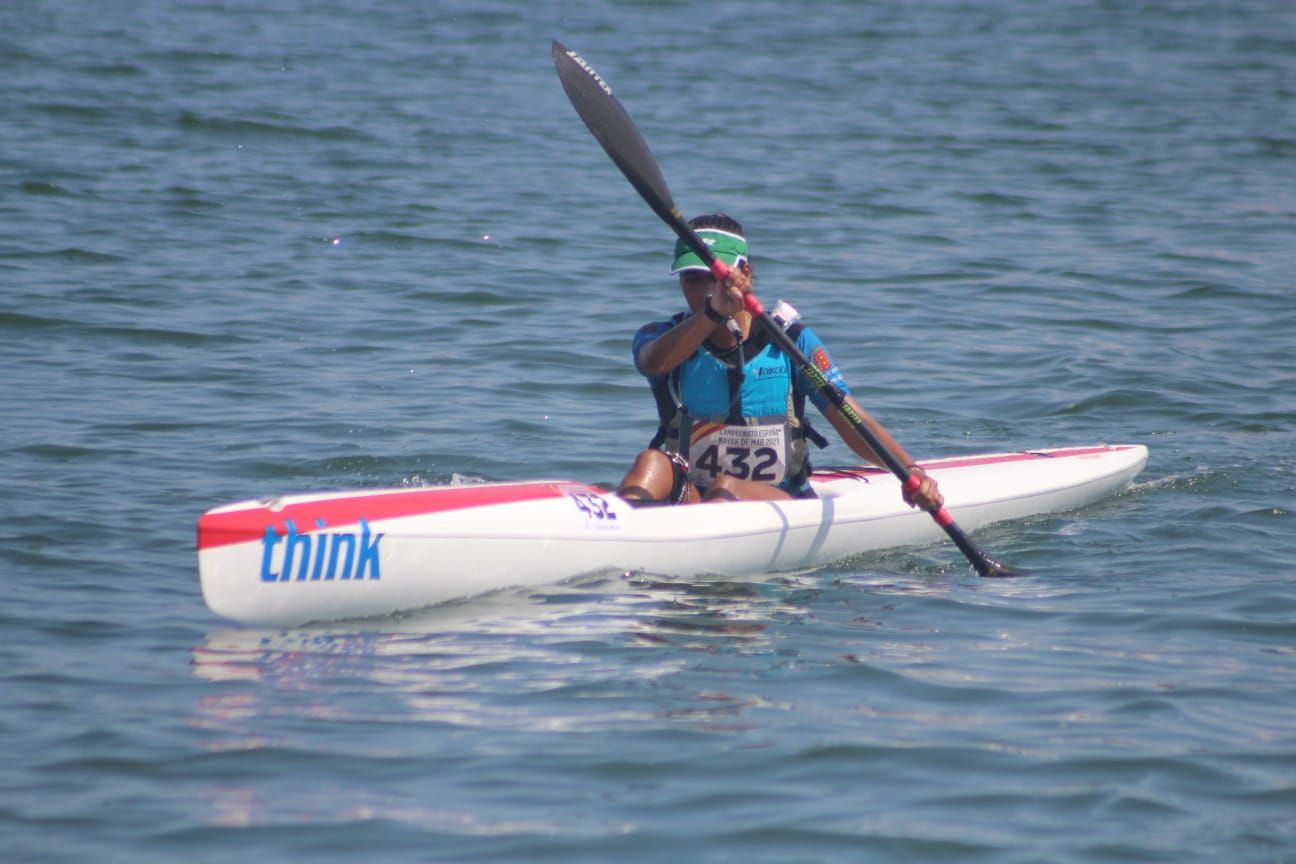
[670,214,752,295]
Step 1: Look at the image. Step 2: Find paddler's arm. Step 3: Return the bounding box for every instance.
[637,267,752,376]
[636,303,729,375]
[823,397,944,512]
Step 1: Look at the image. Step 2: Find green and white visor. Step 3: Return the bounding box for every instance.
[670,228,749,274]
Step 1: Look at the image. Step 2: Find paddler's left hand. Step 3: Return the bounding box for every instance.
[903,466,944,512]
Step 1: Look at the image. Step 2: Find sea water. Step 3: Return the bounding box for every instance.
[2,1,1293,861]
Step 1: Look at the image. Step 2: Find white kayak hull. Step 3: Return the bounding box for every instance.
[197,444,1147,626]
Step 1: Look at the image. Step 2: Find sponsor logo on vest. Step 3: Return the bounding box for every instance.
[259,519,384,583]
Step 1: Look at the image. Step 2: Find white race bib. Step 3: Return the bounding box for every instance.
[687,420,791,487]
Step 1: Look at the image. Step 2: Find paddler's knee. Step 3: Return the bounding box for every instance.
[702,474,742,502]
[703,474,794,503]
[617,449,693,505]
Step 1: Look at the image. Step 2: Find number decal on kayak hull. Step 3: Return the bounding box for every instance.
[564,490,625,530]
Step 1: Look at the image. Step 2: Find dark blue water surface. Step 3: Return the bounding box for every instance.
[3,1,1294,861]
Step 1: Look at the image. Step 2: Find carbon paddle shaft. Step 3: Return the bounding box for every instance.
[552,40,1023,578]
[738,294,1020,578]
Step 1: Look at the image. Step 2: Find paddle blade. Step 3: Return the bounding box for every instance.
[552,40,718,267]
[552,42,681,226]
[930,507,1030,578]
[973,555,1031,579]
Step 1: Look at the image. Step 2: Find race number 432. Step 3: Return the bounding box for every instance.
[687,422,790,485]
[693,443,780,482]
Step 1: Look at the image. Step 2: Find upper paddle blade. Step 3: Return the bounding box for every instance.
[552,41,683,229]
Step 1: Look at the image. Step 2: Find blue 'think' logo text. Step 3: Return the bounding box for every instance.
[259,519,383,582]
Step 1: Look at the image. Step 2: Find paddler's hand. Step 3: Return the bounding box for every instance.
[709,262,752,317]
[902,465,944,512]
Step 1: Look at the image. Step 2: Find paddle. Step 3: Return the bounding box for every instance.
[552,41,1024,578]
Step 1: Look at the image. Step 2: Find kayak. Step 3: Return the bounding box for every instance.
[197,443,1147,626]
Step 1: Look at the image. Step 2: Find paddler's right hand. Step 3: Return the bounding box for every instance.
[709,261,752,317]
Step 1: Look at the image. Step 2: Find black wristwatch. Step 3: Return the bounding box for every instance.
[701,293,728,325]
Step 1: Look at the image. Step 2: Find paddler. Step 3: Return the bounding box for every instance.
[616,213,944,511]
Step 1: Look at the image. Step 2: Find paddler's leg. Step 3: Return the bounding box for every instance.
[616,450,701,506]
[702,474,794,503]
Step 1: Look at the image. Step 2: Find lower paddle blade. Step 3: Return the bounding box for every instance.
[933,511,1030,579]
[974,555,1031,579]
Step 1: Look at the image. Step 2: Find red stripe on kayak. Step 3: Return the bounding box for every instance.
[811,445,1134,482]
[197,482,585,551]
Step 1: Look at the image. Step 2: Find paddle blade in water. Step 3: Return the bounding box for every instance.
[933,508,1031,578]
[975,556,1031,579]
